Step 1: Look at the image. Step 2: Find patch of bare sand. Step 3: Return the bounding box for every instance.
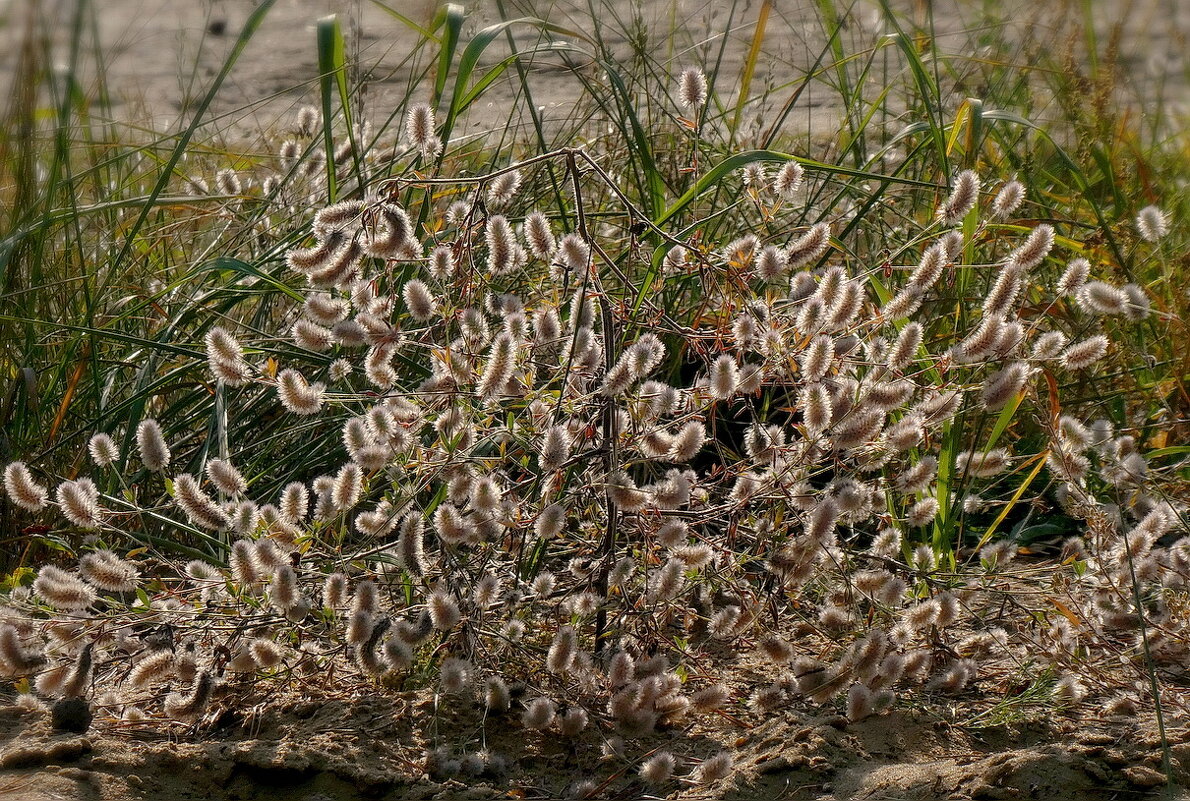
[0,689,1186,800]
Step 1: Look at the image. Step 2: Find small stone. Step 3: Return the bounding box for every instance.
[1122,765,1167,788]
[51,697,92,734]
[1076,732,1115,746]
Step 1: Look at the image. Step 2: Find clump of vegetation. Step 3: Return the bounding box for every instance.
[0,0,1185,795]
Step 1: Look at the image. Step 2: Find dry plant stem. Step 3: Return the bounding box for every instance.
[566,151,620,652]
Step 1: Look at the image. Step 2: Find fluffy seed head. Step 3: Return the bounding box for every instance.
[174,474,228,530]
[990,179,1025,219]
[206,458,247,496]
[1136,205,1169,242]
[205,326,252,385]
[276,369,325,415]
[57,478,103,529]
[937,169,980,225]
[1076,281,1127,315]
[773,161,805,198]
[887,323,923,371]
[87,433,119,467]
[4,462,46,511]
[1005,224,1054,271]
[981,362,1031,410]
[33,565,96,610]
[708,355,740,400]
[695,752,733,785]
[1061,335,1109,370]
[136,418,171,472]
[79,550,138,592]
[428,590,461,630]
[522,697,556,730]
[640,752,676,784]
[678,66,708,110]
[1056,258,1090,296]
[405,102,441,158]
[786,223,831,268]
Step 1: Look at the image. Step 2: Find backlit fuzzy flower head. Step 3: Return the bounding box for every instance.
[535,503,566,540]
[1060,335,1109,370]
[1056,258,1090,296]
[694,752,733,785]
[957,448,1012,478]
[800,334,834,381]
[428,589,461,630]
[174,474,228,530]
[367,203,414,260]
[908,243,947,291]
[754,245,787,281]
[539,425,571,472]
[1004,224,1054,271]
[707,355,740,400]
[887,322,923,371]
[669,421,706,462]
[276,369,325,415]
[1075,281,1127,315]
[215,168,242,196]
[786,223,831,268]
[1120,284,1151,321]
[402,279,436,322]
[522,210,556,259]
[981,362,1031,410]
[990,179,1025,219]
[678,66,708,110]
[33,565,95,611]
[937,169,980,225]
[206,458,247,496]
[79,549,138,592]
[640,752,676,785]
[205,326,252,385]
[57,478,103,529]
[87,433,119,467]
[136,418,171,472]
[332,462,364,511]
[396,512,427,576]
[773,161,805,198]
[486,170,523,210]
[405,102,441,158]
[799,382,832,433]
[522,697,556,730]
[1030,331,1067,361]
[1135,205,1169,242]
[895,455,938,495]
[4,462,47,511]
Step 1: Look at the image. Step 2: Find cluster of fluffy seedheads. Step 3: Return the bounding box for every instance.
[1,92,1183,795]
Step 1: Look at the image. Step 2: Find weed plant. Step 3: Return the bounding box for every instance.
[0,0,1186,794]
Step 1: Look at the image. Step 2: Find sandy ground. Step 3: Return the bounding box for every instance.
[0,0,1185,145]
[1,684,1188,801]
